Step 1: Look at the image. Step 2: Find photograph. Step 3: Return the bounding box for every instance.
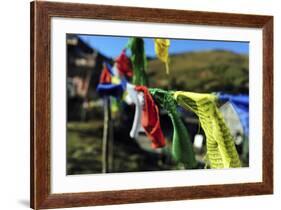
[30,2,273,208]
[66,34,249,175]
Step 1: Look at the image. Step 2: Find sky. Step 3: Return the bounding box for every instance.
[79,34,249,59]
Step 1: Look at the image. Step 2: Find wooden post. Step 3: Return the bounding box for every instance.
[108,111,114,172]
[102,97,111,173]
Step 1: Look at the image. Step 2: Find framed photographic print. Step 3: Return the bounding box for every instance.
[30,1,273,209]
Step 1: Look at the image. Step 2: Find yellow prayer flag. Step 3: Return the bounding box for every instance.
[154,39,170,74]
[111,76,121,84]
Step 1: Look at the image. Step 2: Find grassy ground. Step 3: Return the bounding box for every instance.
[67,119,184,175]
[67,121,103,174]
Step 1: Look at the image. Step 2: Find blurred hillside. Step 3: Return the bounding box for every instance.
[148,50,249,93]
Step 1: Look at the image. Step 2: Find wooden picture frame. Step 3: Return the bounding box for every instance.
[30,1,273,209]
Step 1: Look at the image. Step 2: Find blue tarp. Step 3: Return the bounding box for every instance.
[218,93,249,137]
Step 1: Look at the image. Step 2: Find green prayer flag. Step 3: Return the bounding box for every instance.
[127,38,148,85]
[149,88,197,169]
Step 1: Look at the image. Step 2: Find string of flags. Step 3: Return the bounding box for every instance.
[96,37,248,169]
